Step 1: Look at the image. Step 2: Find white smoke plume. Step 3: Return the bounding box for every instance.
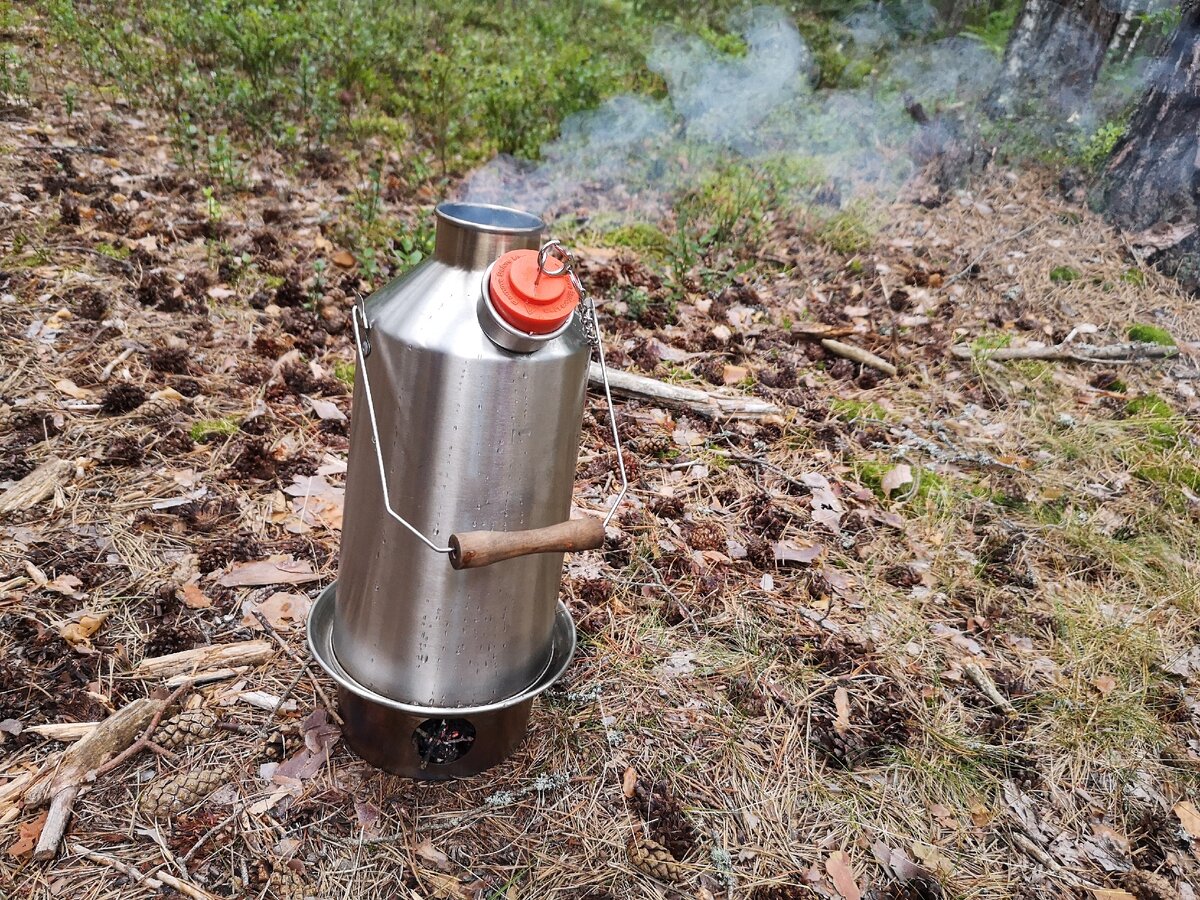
[457,3,1136,223]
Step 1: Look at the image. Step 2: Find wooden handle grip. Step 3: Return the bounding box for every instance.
[449,517,606,570]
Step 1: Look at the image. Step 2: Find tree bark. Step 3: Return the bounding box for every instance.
[987,0,1129,115]
[1100,2,1200,291]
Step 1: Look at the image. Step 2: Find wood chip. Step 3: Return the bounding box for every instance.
[0,457,72,515]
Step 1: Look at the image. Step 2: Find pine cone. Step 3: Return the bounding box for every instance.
[627,836,686,884]
[629,778,698,860]
[139,767,228,818]
[686,520,727,551]
[1122,869,1176,900]
[267,862,307,900]
[136,396,178,422]
[635,432,673,457]
[152,707,218,750]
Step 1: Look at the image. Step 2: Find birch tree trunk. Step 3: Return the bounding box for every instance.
[986,0,1129,115]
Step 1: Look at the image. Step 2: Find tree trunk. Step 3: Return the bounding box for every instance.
[987,0,1129,115]
[1100,2,1200,291]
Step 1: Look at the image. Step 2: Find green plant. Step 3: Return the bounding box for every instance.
[1077,120,1127,171]
[962,3,1019,56]
[1050,266,1080,283]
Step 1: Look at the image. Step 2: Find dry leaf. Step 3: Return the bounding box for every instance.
[6,811,47,858]
[179,582,213,609]
[1091,891,1136,900]
[306,396,346,422]
[59,613,107,646]
[825,850,861,900]
[332,249,356,268]
[55,379,95,400]
[802,473,844,534]
[415,838,452,872]
[1090,674,1117,696]
[218,556,320,587]
[722,364,750,385]
[881,464,914,496]
[1175,800,1200,839]
[833,686,852,735]
[772,539,824,566]
[43,574,84,597]
[242,592,312,631]
[622,766,638,799]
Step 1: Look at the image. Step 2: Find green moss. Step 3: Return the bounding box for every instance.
[1127,323,1175,346]
[95,241,131,260]
[604,223,671,257]
[1049,265,1079,283]
[1134,463,1200,492]
[830,398,886,422]
[189,417,240,442]
[1121,268,1147,286]
[970,331,1012,352]
[333,360,356,387]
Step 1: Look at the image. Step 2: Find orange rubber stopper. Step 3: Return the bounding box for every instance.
[488,249,578,335]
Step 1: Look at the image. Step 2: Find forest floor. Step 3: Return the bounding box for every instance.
[3,26,1200,900]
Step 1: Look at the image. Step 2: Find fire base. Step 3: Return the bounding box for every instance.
[307,583,575,780]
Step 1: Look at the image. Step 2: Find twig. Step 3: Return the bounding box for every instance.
[88,681,190,780]
[179,808,242,865]
[963,663,1018,717]
[69,842,220,900]
[587,362,782,420]
[99,346,138,381]
[820,339,898,377]
[951,339,1178,364]
[252,610,344,725]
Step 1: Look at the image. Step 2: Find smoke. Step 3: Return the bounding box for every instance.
[456,4,1136,224]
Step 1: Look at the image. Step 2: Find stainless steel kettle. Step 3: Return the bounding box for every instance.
[308,202,624,778]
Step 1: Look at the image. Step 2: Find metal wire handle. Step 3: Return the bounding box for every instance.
[350,239,628,552]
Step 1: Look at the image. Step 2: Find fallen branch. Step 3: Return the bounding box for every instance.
[134,640,273,679]
[0,457,71,515]
[27,722,98,741]
[70,843,220,900]
[820,339,898,377]
[587,362,782,420]
[951,340,1179,364]
[27,696,170,859]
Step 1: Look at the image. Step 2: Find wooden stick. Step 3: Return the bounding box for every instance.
[135,640,273,679]
[587,362,782,420]
[70,842,221,900]
[820,339,898,377]
[950,340,1178,363]
[0,457,72,515]
[99,346,138,381]
[964,663,1018,717]
[449,517,605,569]
[27,722,99,741]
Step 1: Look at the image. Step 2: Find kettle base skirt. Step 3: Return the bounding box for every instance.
[307,583,576,779]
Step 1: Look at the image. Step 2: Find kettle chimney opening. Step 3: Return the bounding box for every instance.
[434,202,544,270]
